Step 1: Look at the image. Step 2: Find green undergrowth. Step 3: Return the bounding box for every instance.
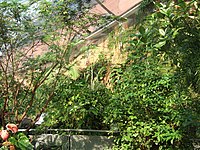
[43,0,200,149]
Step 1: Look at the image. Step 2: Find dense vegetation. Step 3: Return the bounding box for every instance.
[0,0,199,149]
[44,0,200,149]
[0,0,105,128]
[106,1,200,149]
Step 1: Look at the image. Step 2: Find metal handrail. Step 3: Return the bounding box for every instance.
[18,128,120,134]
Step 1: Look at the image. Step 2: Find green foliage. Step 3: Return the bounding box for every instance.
[0,0,106,129]
[43,60,112,129]
[103,0,200,149]
[0,0,42,126]
[0,146,8,150]
[40,1,200,149]
[1,0,197,149]
[8,133,33,150]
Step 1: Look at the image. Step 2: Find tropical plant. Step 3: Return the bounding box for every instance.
[0,0,106,130]
[104,0,200,149]
[0,123,33,150]
[43,59,112,130]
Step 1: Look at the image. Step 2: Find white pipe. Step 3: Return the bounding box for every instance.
[86,1,141,40]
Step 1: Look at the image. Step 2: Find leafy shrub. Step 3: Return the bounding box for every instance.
[104,0,200,149]
[44,60,112,130]
[42,0,199,149]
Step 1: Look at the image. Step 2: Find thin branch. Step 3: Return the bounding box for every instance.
[27,63,63,131]
[27,88,55,131]
[19,62,59,123]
